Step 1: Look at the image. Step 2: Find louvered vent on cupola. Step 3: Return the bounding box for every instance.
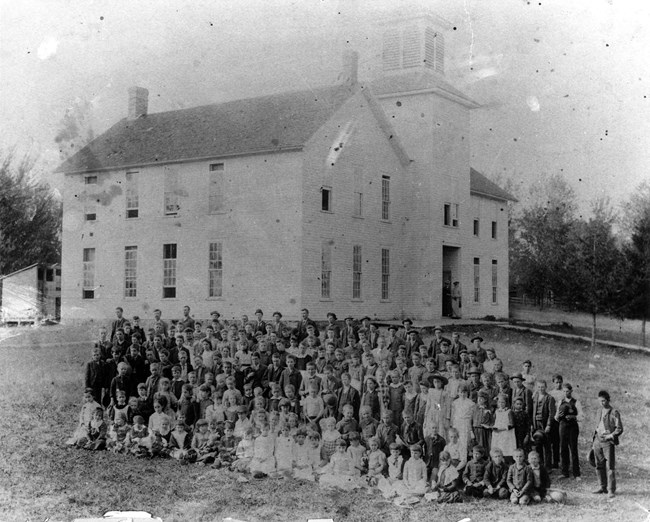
[382,24,445,74]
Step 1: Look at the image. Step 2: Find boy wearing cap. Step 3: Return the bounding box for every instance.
[386,325,401,354]
[469,336,487,364]
[341,316,358,349]
[511,373,533,418]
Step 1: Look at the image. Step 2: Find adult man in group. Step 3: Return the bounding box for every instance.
[110,307,127,342]
[295,308,318,342]
[153,308,168,337]
[592,390,623,499]
[178,305,195,332]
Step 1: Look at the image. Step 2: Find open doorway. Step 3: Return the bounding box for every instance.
[442,246,461,318]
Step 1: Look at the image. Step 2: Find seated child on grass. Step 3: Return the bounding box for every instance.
[213,421,238,469]
[507,448,533,505]
[169,417,192,462]
[293,427,315,481]
[77,407,107,451]
[250,421,276,478]
[391,444,428,499]
[463,444,488,497]
[346,431,366,476]
[274,423,294,476]
[107,412,130,454]
[365,437,387,487]
[126,415,149,457]
[231,427,255,473]
[527,450,551,503]
[67,388,101,446]
[377,442,402,495]
[319,439,361,491]
[483,447,509,499]
[429,450,462,503]
[149,415,173,458]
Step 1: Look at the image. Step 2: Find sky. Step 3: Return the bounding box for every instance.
[1,0,649,215]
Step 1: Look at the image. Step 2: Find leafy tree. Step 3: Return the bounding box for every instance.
[565,198,624,348]
[619,193,650,346]
[0,153,62,275]
[510,173,577,306]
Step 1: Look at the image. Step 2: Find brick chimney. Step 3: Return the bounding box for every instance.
[340,50,359,86]
[128,86,149,120]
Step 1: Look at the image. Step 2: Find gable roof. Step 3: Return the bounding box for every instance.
[470,168,518,202]
[56,84,360,174]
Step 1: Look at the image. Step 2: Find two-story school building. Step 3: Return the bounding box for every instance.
[57,11,515,323]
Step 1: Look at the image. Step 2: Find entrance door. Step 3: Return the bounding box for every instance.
[442,246,461,318]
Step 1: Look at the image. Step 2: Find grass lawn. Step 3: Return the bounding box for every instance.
[0,324,649,521]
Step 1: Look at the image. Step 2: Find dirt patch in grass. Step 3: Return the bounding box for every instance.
[0,325,649,521]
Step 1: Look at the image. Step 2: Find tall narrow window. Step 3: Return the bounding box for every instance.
[82,248,95,299]
[381,176,390,220]
[473,257,480,303]
[491,221,497,239]
[353,192,363,217]
[208,163,224,213]
[164,169,179,215]
[321,187,332,212]
[444,203,459,227]
[84,204,96,221]
[125,171,139,218]
[473,219,480,236]
[321,241,332,299]
[381,248,390,300]
[163,243,177,298]
[209,242,223,298]
[124,246,137,297]
[492,260,498,304]
[352,245,362,299]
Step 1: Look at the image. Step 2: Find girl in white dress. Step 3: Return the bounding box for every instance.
[318,439,361,491]
[451,384,476,460]
[274,423,294,476]
[250,422,276,477]
[491,393,517,460]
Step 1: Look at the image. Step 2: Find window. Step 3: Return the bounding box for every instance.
[84,205,96,221]
[208,242,223,298]
[352,245,362,299]
[208,163,224,213]
[124,246,137,297]
[444,203,459,227]
[473,257,480,303]
[353,192,363,217]
[321,241,332,299]
[164,169,179,215]
[82,248,95,299]
[46,269,54,282]
[84,175,97,185]
[381,176,390,220]
[381,248,390,300]
[473,219,480,237]
[163,243,177,298]
[491,221,497,239]
[125,171,139,218]
[492,260,498,304]
[321,187,332,212]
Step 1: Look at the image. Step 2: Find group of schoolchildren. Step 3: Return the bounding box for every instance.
[68,307,575,505]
